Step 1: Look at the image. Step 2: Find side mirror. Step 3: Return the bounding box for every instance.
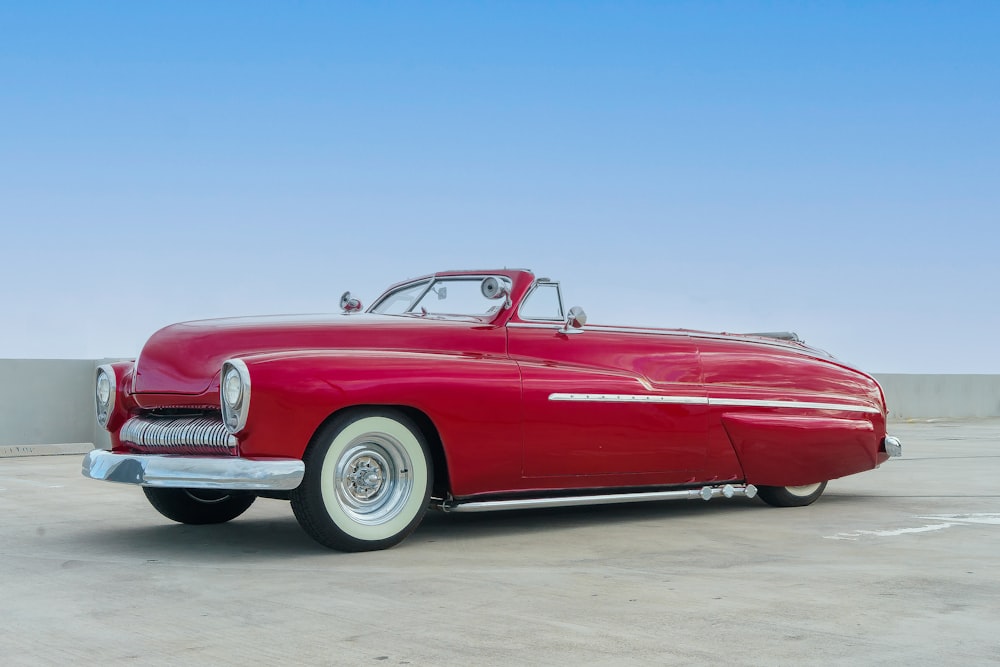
[561,306,587,334]
[481,277,511,309]
[340,291,363,313]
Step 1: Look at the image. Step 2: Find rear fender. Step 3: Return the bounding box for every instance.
[721,413,878,486]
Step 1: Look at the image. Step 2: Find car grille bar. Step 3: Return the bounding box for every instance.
[119,415,237,455]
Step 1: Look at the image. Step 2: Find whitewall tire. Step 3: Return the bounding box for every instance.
[757,481,828,507]
[291,409,432,552]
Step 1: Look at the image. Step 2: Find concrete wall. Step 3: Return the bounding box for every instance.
[0,360,998,454]
[874,374,1000,421]
[0,359,112,454]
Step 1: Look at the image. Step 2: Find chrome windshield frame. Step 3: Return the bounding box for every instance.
[369,274,513,319]
[368,278,435,315]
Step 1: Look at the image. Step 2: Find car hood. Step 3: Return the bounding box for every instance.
[132,313,501,395]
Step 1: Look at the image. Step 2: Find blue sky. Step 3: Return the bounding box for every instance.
[1,1,997,372]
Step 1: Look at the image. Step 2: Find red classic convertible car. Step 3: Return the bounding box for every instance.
[84,269,901,551]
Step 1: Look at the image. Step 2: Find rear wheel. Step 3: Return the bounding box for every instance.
[143,487,256,524]
[290,409,432,552]
[756,481,828,507]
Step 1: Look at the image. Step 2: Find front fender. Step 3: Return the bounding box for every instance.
[234,350,523,496]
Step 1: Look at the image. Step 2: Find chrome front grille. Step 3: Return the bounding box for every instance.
[120,415,237,455]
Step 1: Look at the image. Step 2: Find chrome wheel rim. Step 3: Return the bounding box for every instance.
[334,434,413,525]
[785,483,822,497]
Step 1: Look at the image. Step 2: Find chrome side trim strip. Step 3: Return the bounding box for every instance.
[82,450,304,491]
[439,484,758,513]
[710,398,881,414]
[548,393,880,414]
[549,393,706,405]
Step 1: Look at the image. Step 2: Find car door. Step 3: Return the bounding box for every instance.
[507,314,709,484]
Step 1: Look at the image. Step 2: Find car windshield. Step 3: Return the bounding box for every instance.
[371,277,511,318]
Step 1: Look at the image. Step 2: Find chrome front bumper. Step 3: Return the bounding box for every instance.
[82,450,305,491]
[884,435,903,457]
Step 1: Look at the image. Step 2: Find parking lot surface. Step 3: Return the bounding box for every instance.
[1,420,998,666]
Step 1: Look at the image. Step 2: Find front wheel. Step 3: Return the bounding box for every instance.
[143,487,256,524]
[756,481,828,507]
[290,409,433,552]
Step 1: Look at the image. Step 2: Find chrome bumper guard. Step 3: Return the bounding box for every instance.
[884,435,903,457]
[82,450,304,491]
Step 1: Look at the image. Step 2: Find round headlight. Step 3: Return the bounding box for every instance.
[95,364,117,430]
[96,372,112,407]
[223,367,243,407]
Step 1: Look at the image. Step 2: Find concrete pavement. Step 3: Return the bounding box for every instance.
[1,420,998,665]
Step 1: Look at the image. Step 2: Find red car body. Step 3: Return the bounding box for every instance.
[84,269,900,551]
